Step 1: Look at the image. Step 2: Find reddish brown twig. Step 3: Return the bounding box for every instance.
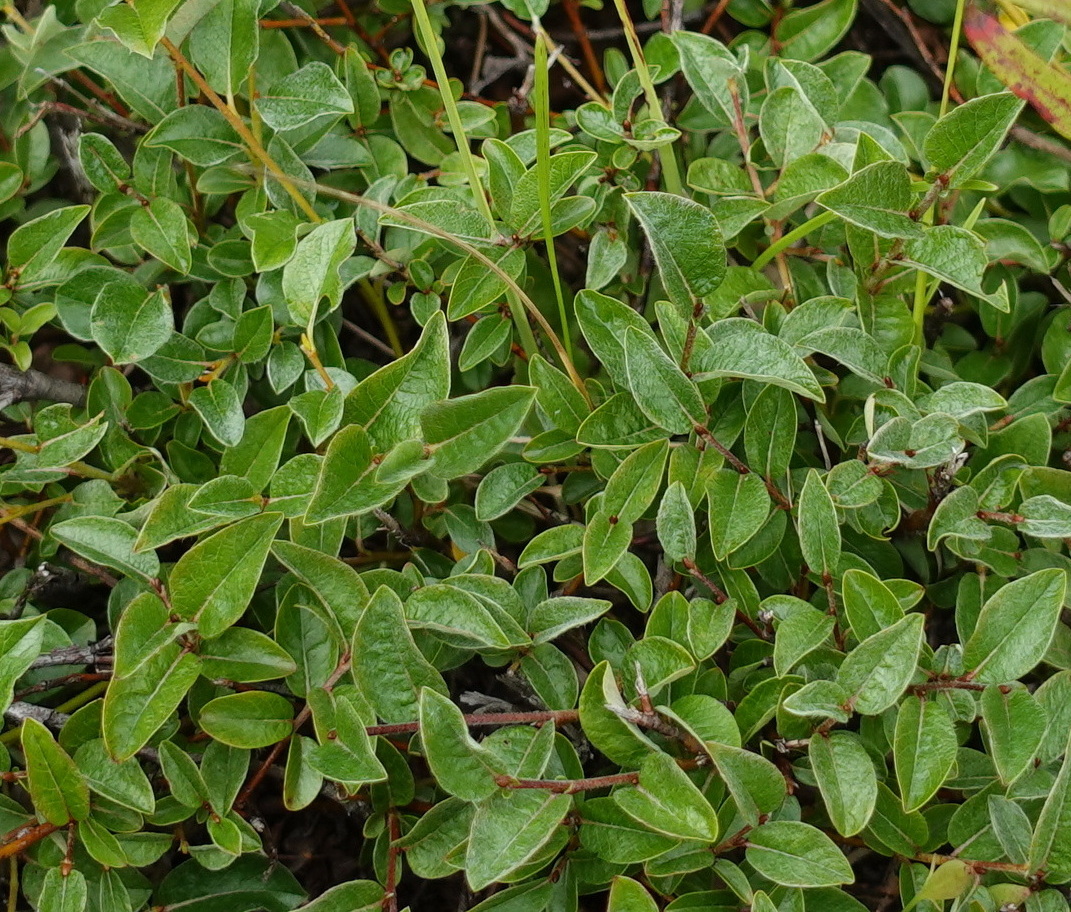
[561,0,606,95]
[0,822,61,860]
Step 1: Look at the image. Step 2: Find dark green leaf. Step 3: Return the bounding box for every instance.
[745,821,854,887]
[962,569,1066,683]
[810,731,877,836]
[624,192,726,313]
[22,718,90,825]
[169,512,283,638]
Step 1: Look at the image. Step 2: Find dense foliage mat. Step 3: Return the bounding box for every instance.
[1,0,1071,909]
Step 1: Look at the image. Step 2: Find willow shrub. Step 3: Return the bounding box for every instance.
[1,0,1071,910]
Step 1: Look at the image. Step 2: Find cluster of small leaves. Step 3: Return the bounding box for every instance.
[1,0,1071,910]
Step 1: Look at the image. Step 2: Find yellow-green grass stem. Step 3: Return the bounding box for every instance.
[610,0,683,196]
[534,32,574,364]
[752,210,837,272]
[410,0,494,225]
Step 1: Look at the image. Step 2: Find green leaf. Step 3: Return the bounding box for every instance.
[530,353,589,435]
[147,106,244,166]
[657,480,697,562]
[745,821,854,887]
[233,301,274,361]
[5,205,90,285]
[66,40,175,123]
[908,860,974,907]
[603,439,670,524]
[894,696,957,813]
[782,680,851,724]
[418,688,502,801]
[447,247,526,323]
[188,475,261,520]
[624,192,726,313]
[465,788,571,891]
[0,617,45,713]
[397,802,471,882]
[155,856,306,911]
[810,731,877,836]
[169,512,284,638]
[1019,495,1071,538]
[613,751,719,842]
[760,86,826,167]
[282,218,356,327]
[299,881,384,912]
[841,569,904,642]
[988,795,1032,865]
[0,162,20,204]
[509,150,598,236]
[837,613,925,715]
[623,327,706,434]
[797,469,840,579]
[422,387,536,479]
[795,326,888,385]
[773,0,856,61]
[103,593,202,760]
[306,426,405,522]
[219,405,291,490]
[97,0,181,56]
[343,311,450,451]
[290,389,344,447]
[22,717,90,825]
[901,225,994,302]
[695,319,824,401]
[607,876,658,912]
[518,524,584,568]
[271,540,370,639]
[38,868,87,912]
[962,569,1066,683]
[529,596,611,644]
[862,781,929,856]
[672,31,742,122]
[256,61,353,131]
[407,584,528,650]
[816,161,923,239]
[979,683,1047,785]
[204,753,250,825]
[158,740,209,809]
[772,600,835,676]
[1028,727,1071,878]
[248,210,300,272]
[707,741,787,824]
[74,739,155,814]
[51,516,160,583]
[578,661,658,767]
[135,485,225,552]
[744,385,797,480]
[575,289,655,387]
[475,463,545,522]
[130,196,192,273]
[924,92,1023,187]
[308,693,385,786]
[199,692,294,749]
[579,798,677,864]
[1006,0,1071,24]
[707,469,771,560]
[188,0,258,99]
[582,510,633,585]
[188,381,245,448]
[90,284,173,364]
[352,588,448,723]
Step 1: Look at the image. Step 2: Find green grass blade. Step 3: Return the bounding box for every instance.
[534,33,574,363]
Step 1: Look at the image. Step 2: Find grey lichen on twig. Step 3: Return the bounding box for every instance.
[0,363,86,412]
